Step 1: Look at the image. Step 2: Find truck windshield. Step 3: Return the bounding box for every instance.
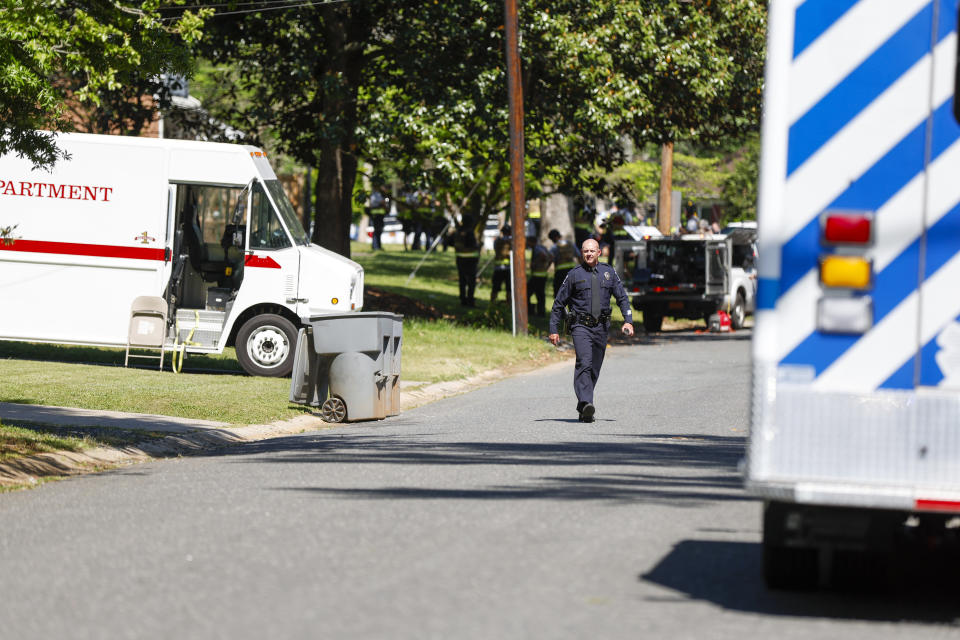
[265,180,311,246]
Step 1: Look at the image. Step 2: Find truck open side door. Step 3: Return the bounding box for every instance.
[704,238,730,297]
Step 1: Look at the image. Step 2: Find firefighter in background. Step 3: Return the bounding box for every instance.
[490,225,512,304]
[453,214,482,307]
[603,213,632,265]
[526,199,542,249]
[397,188,415,250]
[366,185,389,251]
[528,232,551,317]
[549,229,580,299]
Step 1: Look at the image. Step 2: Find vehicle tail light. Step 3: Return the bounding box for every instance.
[821,211,873,245]
[817,296,873,334]
[820,255,872,289]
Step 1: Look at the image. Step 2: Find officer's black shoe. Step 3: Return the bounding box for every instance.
[576,401,587,414]
[580,403,595,423]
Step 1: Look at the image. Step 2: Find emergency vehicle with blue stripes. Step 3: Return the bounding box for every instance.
[748,0,960,517]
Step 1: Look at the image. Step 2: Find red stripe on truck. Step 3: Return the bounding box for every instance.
[0,239,164,261]
[244,254,281,269]
[915,499,960,513]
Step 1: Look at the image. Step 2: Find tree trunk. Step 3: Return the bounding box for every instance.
[312,144,356,258]
[309,5,363,259]
[541,193,573,244]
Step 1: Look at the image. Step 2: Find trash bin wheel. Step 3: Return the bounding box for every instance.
[321,396,347,423]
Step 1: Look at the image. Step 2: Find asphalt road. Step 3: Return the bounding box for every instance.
[2,331,959,639]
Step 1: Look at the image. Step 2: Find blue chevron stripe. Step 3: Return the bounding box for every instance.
[779,97,960,303]
[938,0,957,42]
[793,0,862,59]
[882,308,960,389]
[917,337,945,387]
[787,3,934,177]
[880,350,917,389]
[757,278,779,311]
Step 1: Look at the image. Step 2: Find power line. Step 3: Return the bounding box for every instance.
[158,0,353,20]
[158,0,332,10]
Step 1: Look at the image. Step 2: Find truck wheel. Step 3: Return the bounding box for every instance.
[731,291,746,330]
[642,312,663,333]
[236,314,298,377]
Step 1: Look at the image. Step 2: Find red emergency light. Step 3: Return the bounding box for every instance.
[821,211,873,246]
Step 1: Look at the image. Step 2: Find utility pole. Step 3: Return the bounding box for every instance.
[504,0,528,335]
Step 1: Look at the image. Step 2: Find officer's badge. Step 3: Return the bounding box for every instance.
[604,271,610,280]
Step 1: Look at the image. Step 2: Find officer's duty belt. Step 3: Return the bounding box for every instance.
[570,310,610,328]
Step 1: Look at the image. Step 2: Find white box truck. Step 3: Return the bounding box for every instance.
[748,0,960,587]
[0,133,364,376]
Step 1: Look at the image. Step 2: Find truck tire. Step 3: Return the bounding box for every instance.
[642,312,663,333]
[236,314,298,377]
[731,291,746,330]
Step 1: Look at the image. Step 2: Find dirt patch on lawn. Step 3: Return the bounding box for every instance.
[363,286,444,320]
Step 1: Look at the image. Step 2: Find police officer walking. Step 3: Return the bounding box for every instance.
[549,238,634,423]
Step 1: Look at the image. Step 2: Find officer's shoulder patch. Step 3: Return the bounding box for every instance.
[604,271,611,280]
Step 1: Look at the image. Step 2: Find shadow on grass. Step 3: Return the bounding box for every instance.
[0,341,245,374]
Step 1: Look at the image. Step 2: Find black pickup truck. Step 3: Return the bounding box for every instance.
[612,229,758,332]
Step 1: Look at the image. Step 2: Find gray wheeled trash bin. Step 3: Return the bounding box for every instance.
[289,312,403,422]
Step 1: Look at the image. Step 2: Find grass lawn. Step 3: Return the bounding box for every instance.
[0,241,566,428]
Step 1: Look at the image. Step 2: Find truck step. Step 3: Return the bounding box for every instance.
[172,309,225,348]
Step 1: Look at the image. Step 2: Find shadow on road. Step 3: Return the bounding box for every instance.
[642,539,960,624]
[609,328,752,347]
[213,432,753,505]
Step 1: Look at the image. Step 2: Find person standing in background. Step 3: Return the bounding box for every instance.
[453,215,482,307]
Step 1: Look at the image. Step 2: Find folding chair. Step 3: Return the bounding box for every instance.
[124,296,168,370]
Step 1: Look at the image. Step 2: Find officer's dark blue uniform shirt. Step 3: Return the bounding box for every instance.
[549,263,633,334]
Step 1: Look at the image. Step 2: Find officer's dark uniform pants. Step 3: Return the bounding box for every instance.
[571,323,607,405]
[456,256,478,304]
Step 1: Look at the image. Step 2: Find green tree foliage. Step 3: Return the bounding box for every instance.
[722,135,760,221]
[0,1,207,168]
[197,0,765,256]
